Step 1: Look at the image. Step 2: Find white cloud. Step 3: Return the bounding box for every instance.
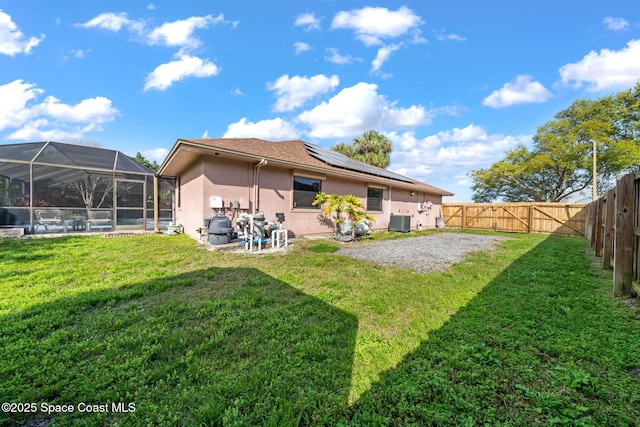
[435,31,466,42]
[0,79,119,141]
[388,126,527,185]
[325,47,360,65]
[482,75,553,108]
[144,54,219,91]
[0,10,44,56]
[7,119,93,141]
[147,14,224,50]
[559,39,640,92]
[141,147,168,162]
[298,82,431,139]
[603,16,629,31]
[331,6,423,46]
[371,43,402,73]
[79,12,230,89]
[77,12,144,33]
[0,80,43,130]
[411,29,428,44]
[295,13,321,31]
[33,96,118,123]
[267,74,340,112]
[223,117,300,140]
[294,41,311,55]
[147,4,157,11]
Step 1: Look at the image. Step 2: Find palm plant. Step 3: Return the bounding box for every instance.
[313,192,375,240]
[332,130,393,168]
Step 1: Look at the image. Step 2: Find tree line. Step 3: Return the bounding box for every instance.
[471,82,640,202]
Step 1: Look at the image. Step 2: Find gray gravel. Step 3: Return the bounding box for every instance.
[336,232,509,273]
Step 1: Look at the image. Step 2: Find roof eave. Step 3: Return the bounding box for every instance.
[158,138,454,196]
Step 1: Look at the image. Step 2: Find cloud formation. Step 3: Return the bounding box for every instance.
[325,48,360,65]
[223,117,300,140]
[603,16,629,31]
[79,12,231,90]
[294,41,311,55]
[0,80,118,141]
[77,12,145,33]
[388,126,527,190]
[267,74,339,112]
[0,10,45,56]
[371,43,402,74]
[331,6,423,46]
[298,82,431,138]
[294,13,321,31]
[147,14,224,51]
[482,75,553,108]
[144,54,219,91]
[559,39,640,91]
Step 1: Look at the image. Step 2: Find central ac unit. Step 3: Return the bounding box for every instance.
[389,215,411,232]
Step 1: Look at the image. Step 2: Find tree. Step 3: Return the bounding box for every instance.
[471,82,640,202]
[312,192,375,240]
[72,175,113,212]
[332,130,393,168]
[133,152,160,171]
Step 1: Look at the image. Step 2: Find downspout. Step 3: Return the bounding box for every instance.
[388,185,392,223]
[254,159,267,213]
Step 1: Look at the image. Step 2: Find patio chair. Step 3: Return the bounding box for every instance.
[34,209,63,232]
[86,210,112,231]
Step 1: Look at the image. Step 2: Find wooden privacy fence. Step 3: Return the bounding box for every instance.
[442,203,587,237]
[585,170,639,297]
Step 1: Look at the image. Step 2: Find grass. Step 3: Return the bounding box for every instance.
[1,230,639,426]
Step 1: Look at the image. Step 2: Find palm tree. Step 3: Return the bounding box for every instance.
[332,130,393,168]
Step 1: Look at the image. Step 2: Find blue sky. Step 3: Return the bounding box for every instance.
[1,1,639,201]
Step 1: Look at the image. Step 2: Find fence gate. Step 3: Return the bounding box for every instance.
[442,203,586,236]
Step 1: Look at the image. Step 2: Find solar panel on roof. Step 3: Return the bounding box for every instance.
[303,142,414,183]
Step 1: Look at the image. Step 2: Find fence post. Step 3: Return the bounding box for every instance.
[614,173,634,296]
[461,205,466,230]
[594,198,604,257]
[602,189,615,270]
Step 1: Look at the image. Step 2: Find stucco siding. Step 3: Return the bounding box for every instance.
[175,155,445,240]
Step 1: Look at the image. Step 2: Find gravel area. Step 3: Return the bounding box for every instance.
[336,232,509,273]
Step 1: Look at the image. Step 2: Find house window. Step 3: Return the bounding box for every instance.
[293,176,321,209]
[367,187,383,212]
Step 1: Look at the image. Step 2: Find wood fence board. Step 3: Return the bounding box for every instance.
[585,170,640,297]
[614,173,635,296]
[602,189,614,270]
[442,203,586,236]
[594,198,604,257]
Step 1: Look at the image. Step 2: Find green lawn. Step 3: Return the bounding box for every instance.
[1,231,639,426]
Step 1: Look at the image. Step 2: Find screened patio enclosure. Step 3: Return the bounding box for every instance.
[0,141,174,234]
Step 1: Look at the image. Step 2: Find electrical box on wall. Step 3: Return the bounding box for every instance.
[417,202,424,212]
[230,200,240,209]
[210,196,223,209]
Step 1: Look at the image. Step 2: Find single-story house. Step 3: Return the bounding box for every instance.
[157,138,453,240]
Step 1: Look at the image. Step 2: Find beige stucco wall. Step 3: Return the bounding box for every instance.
[175,156,445,240]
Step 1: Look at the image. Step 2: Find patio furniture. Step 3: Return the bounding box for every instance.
[86,210,112,231]
[34,209,64,232]
[64,216,86,232]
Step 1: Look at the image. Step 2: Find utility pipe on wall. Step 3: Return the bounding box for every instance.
[388,185,392,222]
[254,158,267,212]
